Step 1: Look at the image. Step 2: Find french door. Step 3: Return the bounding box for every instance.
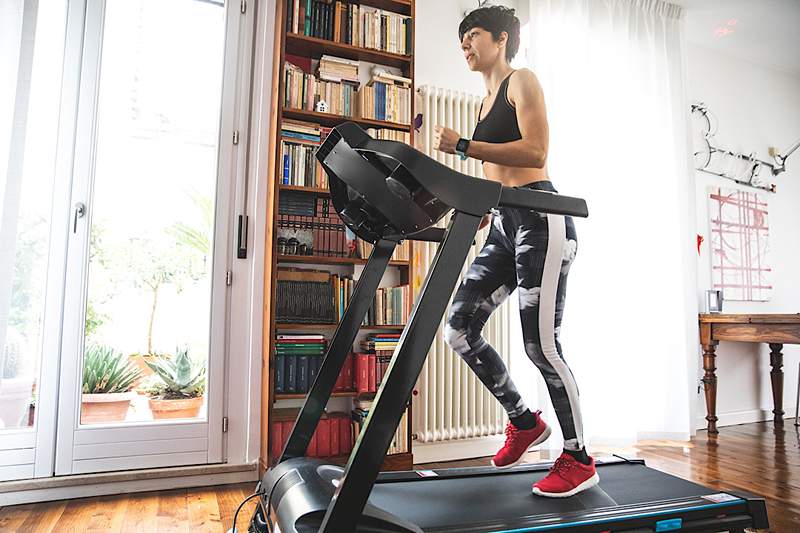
[0,0,253,480]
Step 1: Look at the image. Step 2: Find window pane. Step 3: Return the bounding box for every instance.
[79,0,225,425]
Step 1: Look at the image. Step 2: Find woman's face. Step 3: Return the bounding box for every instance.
[461,26,506,72]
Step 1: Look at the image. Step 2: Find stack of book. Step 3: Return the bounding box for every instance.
[280,120,331,188]
[354,333,401,393]
[351,398,408,454]
[357,71,411,124]
[271,409,354,463]
[276,269,336,323]
[274,334,355,394]
[366,127,410,144]
[286,1,412,57]
[364,285,410,326]
[284,59,357,117]
[318,54,359,83]
[357,238,410,261]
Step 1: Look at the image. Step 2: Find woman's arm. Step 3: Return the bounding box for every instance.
[434,68,549,168]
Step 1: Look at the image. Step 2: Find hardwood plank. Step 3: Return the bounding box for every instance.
[119,491,159,533]
[186,486,224,533]
[48,498,94,532]
[86,494,127,532]
[156,489,188,532]
[16,500,66,533]
[0,503,34,530]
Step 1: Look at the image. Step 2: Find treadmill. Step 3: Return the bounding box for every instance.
[250,122,769,533]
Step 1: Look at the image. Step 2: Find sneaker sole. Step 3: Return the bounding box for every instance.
[531,472,600,498]
[490,425,552,469]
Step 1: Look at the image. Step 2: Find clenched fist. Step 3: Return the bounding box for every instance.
[433,125,460,154]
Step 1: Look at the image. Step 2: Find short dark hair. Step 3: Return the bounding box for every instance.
[458,5,521,63]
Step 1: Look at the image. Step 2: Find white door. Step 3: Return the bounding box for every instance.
[0,0,72,481]
[54,0,245,475]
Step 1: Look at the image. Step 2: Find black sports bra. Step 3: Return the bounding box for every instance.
[472,70,521,145]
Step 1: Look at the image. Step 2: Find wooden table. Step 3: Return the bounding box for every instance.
[699,313,800,435]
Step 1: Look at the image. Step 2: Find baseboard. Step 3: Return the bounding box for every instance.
[412,435,505,464]
[695,407,798,431]
[0,463,259,506]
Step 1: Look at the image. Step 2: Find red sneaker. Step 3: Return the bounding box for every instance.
[491,412,552,469]
[532,452,600,498]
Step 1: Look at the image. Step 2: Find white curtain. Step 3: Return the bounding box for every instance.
[510,0,699,448]
[1,0,36,380]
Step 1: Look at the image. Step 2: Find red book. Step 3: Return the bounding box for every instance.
[368,353,376,392]
[272,422,283,464]
[339,415,352,454]
[308,425,319,457]
[285,54,312,74]
[317,417,331,457]
[355,353,369,394]
[330,414,340,456]
[343,352,354,390]
[281,420,293,454]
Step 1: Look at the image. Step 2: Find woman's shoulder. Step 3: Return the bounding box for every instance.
[506,68,543,106]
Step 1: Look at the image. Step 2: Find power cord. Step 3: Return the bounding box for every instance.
[229,472,290,533]
[229,490,262,533]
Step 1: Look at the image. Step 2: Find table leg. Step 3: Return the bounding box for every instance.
[769,343,784,425]
[702,343,719,435]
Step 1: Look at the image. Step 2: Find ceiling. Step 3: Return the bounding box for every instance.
[672,0,800,76]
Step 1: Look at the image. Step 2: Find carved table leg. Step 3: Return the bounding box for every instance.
[769,343,784,425]
[702,343,719,435]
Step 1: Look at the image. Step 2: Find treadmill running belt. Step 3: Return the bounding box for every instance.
[366,462,724,531]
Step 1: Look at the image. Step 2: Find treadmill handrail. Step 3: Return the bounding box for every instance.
[499,186,589,218]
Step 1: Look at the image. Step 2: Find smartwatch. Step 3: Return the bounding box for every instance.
[455,138,471,160]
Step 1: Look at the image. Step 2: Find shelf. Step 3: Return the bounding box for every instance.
[275,323,406,330]
[286,33,412,71]
[354,0,412,15]
[278,184,329,194]
[278,254,410,267]
[282,107,411,132]
[275,391,358,401]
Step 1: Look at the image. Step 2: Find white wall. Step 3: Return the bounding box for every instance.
[687,43,800,430]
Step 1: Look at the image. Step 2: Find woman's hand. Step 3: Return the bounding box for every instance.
[433,125,460,154]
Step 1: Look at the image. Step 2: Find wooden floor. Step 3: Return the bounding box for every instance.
[0,421,796,532]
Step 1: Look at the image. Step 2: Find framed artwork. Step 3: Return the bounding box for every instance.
[707,186,771,301]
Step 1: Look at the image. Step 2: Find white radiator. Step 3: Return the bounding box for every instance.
[411,86,511,455]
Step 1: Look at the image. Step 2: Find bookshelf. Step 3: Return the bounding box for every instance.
[263,0,416,475]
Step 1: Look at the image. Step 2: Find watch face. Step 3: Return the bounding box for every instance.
[457,138,469,153]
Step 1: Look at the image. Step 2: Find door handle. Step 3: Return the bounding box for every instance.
[73,202,86,233]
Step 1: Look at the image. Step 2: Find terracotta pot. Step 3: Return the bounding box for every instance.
[128,354,155,387]
[80,392,134,424]
[148,395,204,420]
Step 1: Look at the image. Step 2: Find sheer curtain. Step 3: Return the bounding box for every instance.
[509,0,699,449]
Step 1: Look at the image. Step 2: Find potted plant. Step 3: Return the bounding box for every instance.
[0,343,34,429]
[80,345,143,424]
[144,347,206,419]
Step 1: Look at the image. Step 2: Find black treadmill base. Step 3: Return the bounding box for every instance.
[251,457,769,533]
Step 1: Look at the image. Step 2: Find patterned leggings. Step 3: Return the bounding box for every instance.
[443,180,584,451]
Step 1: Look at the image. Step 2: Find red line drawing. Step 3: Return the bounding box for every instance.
[707,187,771,301]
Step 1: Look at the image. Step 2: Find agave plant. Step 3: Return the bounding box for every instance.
[144,347,206,400]
[82,345,143,394]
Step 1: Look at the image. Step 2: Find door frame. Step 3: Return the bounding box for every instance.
[52,0,252,476]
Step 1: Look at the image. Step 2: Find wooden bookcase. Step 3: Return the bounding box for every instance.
[261,0,416,475]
